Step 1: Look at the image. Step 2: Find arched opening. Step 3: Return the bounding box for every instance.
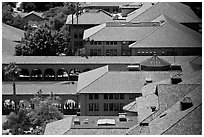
[31,68,43,81]
[3,99,15,115]
[69,68,80,81]
[82,68,91,73]
[19,99,31,110]
[63,99,77,115]
[44,68,55,81]
[19,68,30,81]
[57,68,69,81]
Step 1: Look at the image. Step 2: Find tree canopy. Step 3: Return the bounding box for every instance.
[15,23,68,56]
[20,2,64,12]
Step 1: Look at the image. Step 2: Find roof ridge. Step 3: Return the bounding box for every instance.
[129,24,163,48]
[84,23,106,40]
[128,2,159,22]
[77,68,109,94]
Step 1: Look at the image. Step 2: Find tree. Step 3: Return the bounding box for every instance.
[2,3,14,25]
[15,23,68,56]
[4,63,21,114]
[29,91,63,133]
[2,110,32,135]
[20,2,64,12]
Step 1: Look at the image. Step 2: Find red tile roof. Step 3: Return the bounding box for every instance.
[83,22,158,41]
[66,9,112,25]
[129,14,202,48]
[127,2,201,23]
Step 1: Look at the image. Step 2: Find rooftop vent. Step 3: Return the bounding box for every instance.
[127,65,140,71]
[171,74,182,84]
[97,119,115,126]
[119,114,127,122]
[140,122,149,126]
[73,118,80,125]
[171,64,182,71]
[146,77,152,83]
[151,106,156,112]
[180,97,193,111]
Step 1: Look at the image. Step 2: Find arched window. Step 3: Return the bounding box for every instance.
[19,68,30,81]
[44,68,55,81]
[57,68,69,80]
[31,68,43,80]
[3,99,15,115]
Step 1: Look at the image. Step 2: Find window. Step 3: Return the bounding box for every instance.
[106,42,109,45]
[74,41,78,47]
[104,94,108,99]
[109,94,113,99]
[74,33,78,38]
[106,49,117,56]
[90,41,94,45]
[89,103,94,111]
[89,94,93,99]
[109,103,114,111]
[79,41,83,47]
[120,94,124,99]
[114,103,119,111]
[110,41,113,45]
[129,94,134,99]
[104,103,108,111]
[119,103,124,111]
[79,33,83,38]
[94,103,99,111]
[114,94,119,99]
[94,94,99,99]
[114,41,117,45]
[98,41,101,45]
[94,41,97,45]
[90,49,102,56]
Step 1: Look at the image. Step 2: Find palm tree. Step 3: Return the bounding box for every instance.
[4,62,21,114]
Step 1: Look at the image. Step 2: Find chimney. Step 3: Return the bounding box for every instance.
[180,97,193,111]
[171,74,182,84]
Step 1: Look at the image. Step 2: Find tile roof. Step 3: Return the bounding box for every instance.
[148,84,201,135]
[44,116,73,135]
[77,70,178,94]
[126,84,201,135]
[2,81,77,95]
[129,14,202,48]
[136,94,159,122]
[126,2,153,21]
[14,11,44,18]
[86,2,133,7]
[120,2,142,9]
[162,104,202,135]
[66,9,112,25]
[127,2,201,23]
[123,100,137,112]
[77,66,109,93]
[2,23,24,42]
[2,38,18,57]
[83,22,158,41]
[2,55,200,66]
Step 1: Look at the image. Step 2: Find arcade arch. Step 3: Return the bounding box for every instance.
[31,68,43,80]
[57,68,69,80]
[44,68,55,81]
